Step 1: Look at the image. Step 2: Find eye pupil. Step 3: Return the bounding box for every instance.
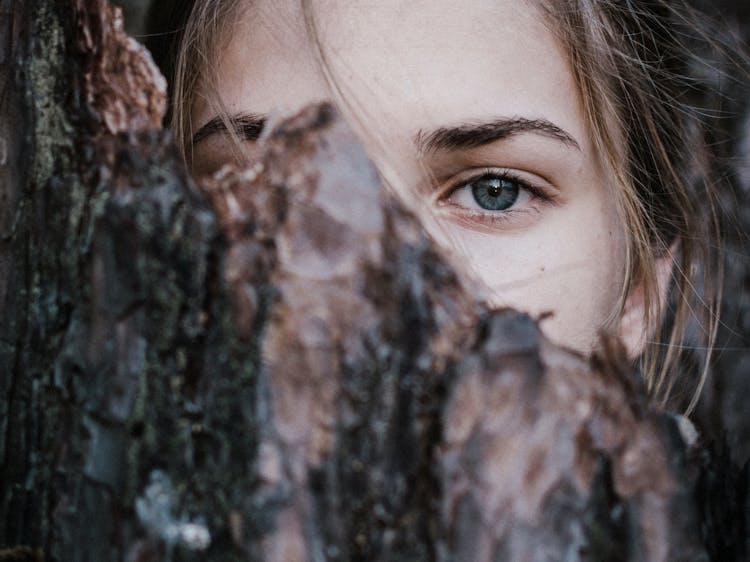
[471,177,519,211]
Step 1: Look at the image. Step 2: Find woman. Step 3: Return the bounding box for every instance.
[147,0,736,414]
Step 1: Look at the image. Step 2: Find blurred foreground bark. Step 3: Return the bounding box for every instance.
[0,1,747,561]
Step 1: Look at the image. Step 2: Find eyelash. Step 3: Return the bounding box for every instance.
[437,168,554,224]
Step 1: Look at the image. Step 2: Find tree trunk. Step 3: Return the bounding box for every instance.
[0,1,746,561]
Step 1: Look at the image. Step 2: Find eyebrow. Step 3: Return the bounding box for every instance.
[192,113,581,155]
[414,117,581,153]
[192,113,266,146]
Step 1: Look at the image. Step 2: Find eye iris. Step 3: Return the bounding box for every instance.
[471,177,519,211]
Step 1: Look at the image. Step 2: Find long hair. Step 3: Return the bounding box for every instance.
[540,1,731,411]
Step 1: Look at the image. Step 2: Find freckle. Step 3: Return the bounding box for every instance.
[540,266,546,273]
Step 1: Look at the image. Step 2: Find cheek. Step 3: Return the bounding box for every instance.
[446,198,627,353]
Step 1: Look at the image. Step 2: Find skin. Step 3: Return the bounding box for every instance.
[190,0,640,355]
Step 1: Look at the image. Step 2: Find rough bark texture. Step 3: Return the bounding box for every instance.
[0,1,748,561]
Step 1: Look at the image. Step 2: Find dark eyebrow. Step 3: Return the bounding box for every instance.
[192,113,266,146]
[414,117,581,153]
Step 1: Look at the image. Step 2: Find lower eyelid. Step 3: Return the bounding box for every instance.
[436,205,545,233]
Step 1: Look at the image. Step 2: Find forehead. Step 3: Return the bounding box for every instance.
[198,0,584,145]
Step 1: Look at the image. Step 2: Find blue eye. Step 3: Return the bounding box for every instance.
[439,169,555,229]
[440,170,548,219]
[469,176,519,211]
[446,172,531,212]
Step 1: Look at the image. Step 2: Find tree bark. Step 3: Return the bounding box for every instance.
[0,1,747,561]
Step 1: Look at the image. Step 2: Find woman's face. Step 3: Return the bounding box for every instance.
[190,0,631,354]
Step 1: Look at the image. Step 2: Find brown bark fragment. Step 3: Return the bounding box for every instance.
[192,103,709,561]
[74,0,165,134]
